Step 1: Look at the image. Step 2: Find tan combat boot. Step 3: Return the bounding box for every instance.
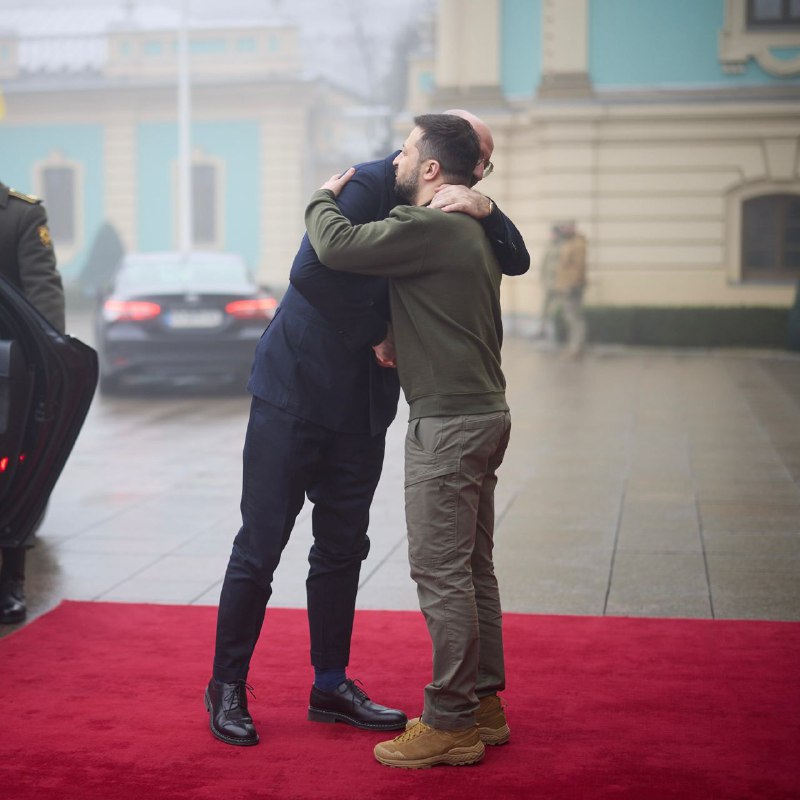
[476,694,510,745]
[405,694,510,746]
[374,720,485,769]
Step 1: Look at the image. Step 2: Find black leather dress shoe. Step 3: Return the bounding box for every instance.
[204,678,259,746]
[0,580,26,625]
[308,679,407,731]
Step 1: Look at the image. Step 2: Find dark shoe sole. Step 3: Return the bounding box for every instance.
[307,706,407,731]
[204,689,259,746]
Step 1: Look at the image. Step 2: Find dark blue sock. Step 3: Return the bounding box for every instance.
[314,667,346,692]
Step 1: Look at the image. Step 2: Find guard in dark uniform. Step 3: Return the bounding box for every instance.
[0,180,65,624]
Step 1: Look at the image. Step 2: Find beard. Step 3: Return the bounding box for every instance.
[394,163,421,205]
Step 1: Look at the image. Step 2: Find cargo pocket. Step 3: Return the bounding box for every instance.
[404,417,461,565]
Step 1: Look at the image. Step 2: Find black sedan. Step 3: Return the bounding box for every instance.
[0,276,98,549]
[94,252,277,394]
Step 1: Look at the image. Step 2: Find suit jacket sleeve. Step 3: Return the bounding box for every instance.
[18,202,66,333]
[290,164,393,350]
[481,200,531,276]
[305,190,428,277]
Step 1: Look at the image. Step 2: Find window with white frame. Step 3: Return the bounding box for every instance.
[173,154,224,250]
[192,162,218,246]
[41,165,77,245]
[747,0,800,29]
[34,155,83,262]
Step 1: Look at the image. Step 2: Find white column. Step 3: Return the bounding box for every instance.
[103,115,137,252]
[538,0,593,97]
[258,106,307,290]
[434,0,505,107]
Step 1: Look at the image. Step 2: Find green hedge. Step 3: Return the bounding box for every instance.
[579,306,792,349]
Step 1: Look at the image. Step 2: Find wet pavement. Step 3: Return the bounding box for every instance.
[2,317,800,639]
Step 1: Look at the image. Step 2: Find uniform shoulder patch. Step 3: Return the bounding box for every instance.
[8,188,42,204]
[38,224,53,248]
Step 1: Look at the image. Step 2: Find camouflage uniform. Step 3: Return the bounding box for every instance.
[540,222,587,355]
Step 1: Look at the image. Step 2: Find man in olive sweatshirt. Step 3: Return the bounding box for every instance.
[305,114,512,769]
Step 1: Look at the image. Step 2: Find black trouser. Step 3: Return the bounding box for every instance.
[0,547,26,585]
[213,397,386,683]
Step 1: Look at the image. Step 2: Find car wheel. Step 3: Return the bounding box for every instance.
[98,371,121,396]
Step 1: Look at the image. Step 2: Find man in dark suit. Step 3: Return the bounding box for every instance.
[205,111,530,747]
[0,180,65,625]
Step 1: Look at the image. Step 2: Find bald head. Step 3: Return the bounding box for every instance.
[444,108,494,184]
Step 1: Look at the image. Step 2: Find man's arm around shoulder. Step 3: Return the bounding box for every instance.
[429,184,530,276]
[289,156,396,348]
[306,172,427,278]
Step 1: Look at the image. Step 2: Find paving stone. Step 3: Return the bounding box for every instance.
[4,326,799,640]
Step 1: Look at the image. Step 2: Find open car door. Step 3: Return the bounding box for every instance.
[0,276,98,547]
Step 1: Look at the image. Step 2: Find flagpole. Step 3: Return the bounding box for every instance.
[177,0,192,257]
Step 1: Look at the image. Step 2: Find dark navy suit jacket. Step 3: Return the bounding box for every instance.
[247,153,530,437]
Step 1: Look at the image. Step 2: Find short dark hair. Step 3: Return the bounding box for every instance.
[413,113,480,186]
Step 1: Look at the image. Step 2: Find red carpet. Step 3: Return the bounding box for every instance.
[0,601,797,800]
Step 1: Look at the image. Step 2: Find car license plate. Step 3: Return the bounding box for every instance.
[167,310,224,328]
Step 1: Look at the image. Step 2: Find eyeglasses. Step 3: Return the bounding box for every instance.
[483,160,494,178]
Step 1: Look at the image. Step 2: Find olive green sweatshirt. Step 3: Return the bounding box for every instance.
[305,188,507,419]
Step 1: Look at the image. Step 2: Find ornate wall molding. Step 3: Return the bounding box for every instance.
[719,0,800,75]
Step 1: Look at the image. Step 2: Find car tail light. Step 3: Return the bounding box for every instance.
[225,298,278,320]
[0,453,24,472]
[103,300,162,322]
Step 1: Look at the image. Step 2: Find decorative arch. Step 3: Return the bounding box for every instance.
[725,180,800,283]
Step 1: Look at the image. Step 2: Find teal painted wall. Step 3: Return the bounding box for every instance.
[590,0,800,88]
[498,0,800,95]
[502,0,541,98]
[136,120,260,268]
[0,123,104,277]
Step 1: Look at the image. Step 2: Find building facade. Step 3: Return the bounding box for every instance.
[0,12,376,293]
[408,0,800,321]
[2,1,798,326]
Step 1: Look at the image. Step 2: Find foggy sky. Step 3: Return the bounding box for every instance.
[0,0,436,97]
